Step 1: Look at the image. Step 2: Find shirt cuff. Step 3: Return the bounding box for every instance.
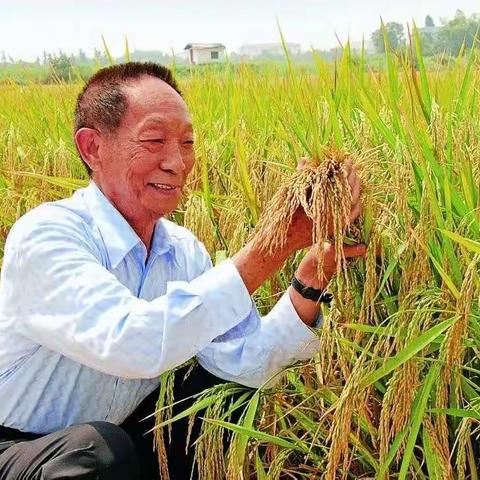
[189,258,253,333]
[270,291,322,360]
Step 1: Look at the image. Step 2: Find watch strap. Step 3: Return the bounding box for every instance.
[291,276,333,303]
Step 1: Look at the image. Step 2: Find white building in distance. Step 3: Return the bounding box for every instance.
[239,42,301,59]
[184,43,226,65]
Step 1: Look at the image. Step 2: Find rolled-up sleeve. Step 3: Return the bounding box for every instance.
[3,214,253,379]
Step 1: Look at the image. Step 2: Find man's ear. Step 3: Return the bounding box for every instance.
[74,128,103,173]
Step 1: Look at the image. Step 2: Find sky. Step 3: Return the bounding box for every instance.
[1,0,479,61]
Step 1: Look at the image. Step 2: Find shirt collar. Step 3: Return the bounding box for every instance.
[83,181,173,268]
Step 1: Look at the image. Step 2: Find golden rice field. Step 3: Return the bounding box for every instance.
[1,34,480,479]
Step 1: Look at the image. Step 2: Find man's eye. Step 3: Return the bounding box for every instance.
[143,139,164,144]
[183,140,194,146]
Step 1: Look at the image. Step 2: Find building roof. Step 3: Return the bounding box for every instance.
[184,43,225,50]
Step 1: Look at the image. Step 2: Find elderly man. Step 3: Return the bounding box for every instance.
[0,62,364,479]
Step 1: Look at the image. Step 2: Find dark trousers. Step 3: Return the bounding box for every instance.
[0,363,241,479]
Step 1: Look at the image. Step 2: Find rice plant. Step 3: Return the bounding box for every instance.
[0,26,479,478]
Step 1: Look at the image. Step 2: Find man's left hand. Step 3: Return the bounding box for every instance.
[289,242,367,327]
[295,242,367,289]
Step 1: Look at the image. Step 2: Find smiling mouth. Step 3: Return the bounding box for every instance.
[148,183,179,192]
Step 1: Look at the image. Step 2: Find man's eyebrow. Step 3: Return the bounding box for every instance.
[141,117,168,127]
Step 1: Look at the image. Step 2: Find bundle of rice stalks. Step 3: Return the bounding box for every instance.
[250,149,358,278]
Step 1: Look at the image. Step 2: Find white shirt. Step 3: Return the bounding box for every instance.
[0,182,320,434]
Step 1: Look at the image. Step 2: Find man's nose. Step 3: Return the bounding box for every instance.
[161,141,185,174]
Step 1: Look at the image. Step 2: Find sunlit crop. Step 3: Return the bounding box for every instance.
[0,27,479,478]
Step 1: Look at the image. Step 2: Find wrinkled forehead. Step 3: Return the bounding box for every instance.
[122,75,191,128]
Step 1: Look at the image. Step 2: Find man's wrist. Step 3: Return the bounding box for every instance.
[288,287,319,327]
[233,239,292,295]
[294,269,331,295]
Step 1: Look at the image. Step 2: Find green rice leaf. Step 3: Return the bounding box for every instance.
[359,317,456,389]
[230,391,260,475]
[439,229,480,254]
[428,408,480,421]
[399,364,441,479]
[101,35,115,65]
[203,418,301,451]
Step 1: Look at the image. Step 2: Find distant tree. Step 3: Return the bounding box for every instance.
[371,22,405,53]
[77,49,88,65]
[128,49,172,64]
[425,15,435,28]
[436,11,480,55]
[47,52,74,81]
[0,51,6,64]
[453,9,467,23]
[419,32,437,56]
[371,29,384,53]
[93,48,107,65]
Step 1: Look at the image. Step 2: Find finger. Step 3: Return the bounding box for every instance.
[343,158,353,176]
[347,170,361,201]
[347,164,359,187]
[349,201,363,223]
[347,169,359,187]
[343,243,367,258]
[320,242,334,256]
[349,175,362,205]
[297,157,308,170]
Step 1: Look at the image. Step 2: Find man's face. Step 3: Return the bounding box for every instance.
[95,76,195,222]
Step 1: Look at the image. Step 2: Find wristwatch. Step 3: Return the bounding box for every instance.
[291,276,333,304]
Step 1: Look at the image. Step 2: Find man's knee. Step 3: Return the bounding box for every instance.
[0,421,140,480]
[70,421,140,478]
[36,421,140,480]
